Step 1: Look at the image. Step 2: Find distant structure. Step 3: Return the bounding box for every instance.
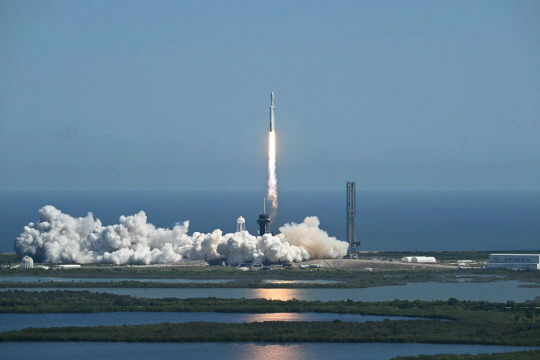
[57,264,81,269]
[20,256,34,269]
[345,181,360,258]
[237,216,246,232]
[402,256,437,263]
[486,254,540,270]
[257,198,271,236]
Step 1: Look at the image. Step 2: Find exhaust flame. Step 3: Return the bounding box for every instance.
[268,130,277,219]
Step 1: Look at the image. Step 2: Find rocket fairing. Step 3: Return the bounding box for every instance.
[270,92,275,132]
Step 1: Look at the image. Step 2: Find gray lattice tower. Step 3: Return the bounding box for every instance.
[346,182,358,256]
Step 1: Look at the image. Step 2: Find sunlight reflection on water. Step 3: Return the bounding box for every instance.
[252,288,299,300]
[237,343,311,360]
[1,342,538,360]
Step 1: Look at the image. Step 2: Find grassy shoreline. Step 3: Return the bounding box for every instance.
[1,267,539,289]
[1,290,538,318]
[0,291,538,346]
[1,320,539,346]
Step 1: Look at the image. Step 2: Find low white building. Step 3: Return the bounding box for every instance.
[411,256,436,263]
[57,264,81,269]
[486,254,540,270]
[402,256,436,263]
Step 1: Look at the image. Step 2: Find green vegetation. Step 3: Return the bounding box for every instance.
[1,318,539,345]
[0,253,18,264]
[1,250,538,348]
[392,350,540,360]
[1,250,539,289]
[0,279,388,289]
[0,264,235,278]
[1,290,539,319]
[1,267,539,289]
[0,291,539,345]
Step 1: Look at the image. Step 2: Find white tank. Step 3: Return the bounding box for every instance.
[237,216,246,232]
[57,264,81,269]
[21,256,34,269]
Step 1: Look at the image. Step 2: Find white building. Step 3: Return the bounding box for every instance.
[57,264,81,269]
[402,256,436,263]
[486,254,540,270]
[20,256,34,269]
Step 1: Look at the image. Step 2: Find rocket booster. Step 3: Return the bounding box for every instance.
[270,92,275,132]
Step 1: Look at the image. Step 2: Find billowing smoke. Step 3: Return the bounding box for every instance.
[15,206,348,265]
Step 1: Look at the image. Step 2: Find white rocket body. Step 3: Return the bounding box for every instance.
[270,92,275,132]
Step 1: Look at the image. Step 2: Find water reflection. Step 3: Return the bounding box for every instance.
[251,288,300,300]
[1,342,537,360]
[262,280,342,284]
[244,313,304,322]
[0,312,425,332]
[237,344,311,360]
[3,280,538,302]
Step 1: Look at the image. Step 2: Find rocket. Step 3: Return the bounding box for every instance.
[270,92,275,132]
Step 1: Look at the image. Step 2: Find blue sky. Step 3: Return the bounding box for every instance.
[1,0,539,191]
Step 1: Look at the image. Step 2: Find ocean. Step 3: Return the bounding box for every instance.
[1,191,539,253]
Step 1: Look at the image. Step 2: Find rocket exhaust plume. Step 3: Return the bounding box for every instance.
[268,92,278,220]
[13,95,352,265]
[15,206,349,265]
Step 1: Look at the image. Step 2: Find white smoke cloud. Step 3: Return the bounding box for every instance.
[15,206,348,265]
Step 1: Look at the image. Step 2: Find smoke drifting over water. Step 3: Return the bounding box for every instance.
[15,206,348,265]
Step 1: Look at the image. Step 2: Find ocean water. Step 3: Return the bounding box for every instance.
[1,191,539,253]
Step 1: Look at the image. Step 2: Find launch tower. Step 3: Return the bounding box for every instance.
[257,198,271,236]
[345,181,360,258]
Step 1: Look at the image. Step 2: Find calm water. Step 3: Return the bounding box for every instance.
[0,342,537,360]
[0,312,425,332]
[1,191,539,252]
[261,279,342,284]
[5,280,537,302]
